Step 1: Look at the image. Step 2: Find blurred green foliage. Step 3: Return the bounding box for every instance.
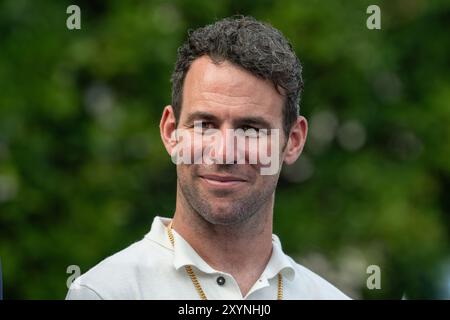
[0,0,449,299]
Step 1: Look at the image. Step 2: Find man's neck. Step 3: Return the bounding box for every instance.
[171,188,275,297]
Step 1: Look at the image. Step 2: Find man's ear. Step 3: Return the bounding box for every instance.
[160,105,178,156]
[283,116,308,165]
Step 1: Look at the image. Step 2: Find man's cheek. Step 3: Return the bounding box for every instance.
[254,130,281,176]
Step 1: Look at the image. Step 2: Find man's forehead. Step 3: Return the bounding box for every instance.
[185,56,277,95]
[181,56,284,120]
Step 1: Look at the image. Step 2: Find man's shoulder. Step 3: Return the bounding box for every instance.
[66,236,171,299]
[287,256,351,300]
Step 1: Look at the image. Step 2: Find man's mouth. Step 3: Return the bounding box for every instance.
[199,174,247,188]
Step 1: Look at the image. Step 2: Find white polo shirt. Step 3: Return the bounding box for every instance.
[66,216,350,300]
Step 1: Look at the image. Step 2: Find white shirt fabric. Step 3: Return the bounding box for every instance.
[66,216,350,300]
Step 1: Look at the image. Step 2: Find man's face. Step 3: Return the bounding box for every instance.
[172,56,289,225]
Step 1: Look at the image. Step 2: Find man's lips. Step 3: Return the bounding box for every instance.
[199,174,247,188]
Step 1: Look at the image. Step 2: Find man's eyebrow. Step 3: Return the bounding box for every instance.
[184,111,219,123]
[184,112,273,128]
[234,116,273,128]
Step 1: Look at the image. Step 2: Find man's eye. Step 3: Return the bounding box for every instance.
[237,126,263,138]
[201,122,215,129]
[241,125,259,132]
[192,122,214,129]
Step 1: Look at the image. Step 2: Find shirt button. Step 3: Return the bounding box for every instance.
[216,276,226,286]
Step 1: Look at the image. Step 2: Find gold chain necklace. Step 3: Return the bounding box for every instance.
[166,220,283,300]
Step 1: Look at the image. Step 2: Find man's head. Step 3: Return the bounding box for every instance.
[171,15,303,138]
[160,16,307,226]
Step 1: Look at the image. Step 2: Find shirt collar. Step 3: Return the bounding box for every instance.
[263,234,296,281]
[144,216,296,281]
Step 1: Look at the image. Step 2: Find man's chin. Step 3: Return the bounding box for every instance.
[199,208,248,226]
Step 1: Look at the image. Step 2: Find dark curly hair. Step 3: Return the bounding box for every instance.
[171,15,303,137]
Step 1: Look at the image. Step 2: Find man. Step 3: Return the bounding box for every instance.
[66,16,349,300]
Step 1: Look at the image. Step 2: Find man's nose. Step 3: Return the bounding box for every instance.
[216,126,235,164]
[207,126,241,164]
